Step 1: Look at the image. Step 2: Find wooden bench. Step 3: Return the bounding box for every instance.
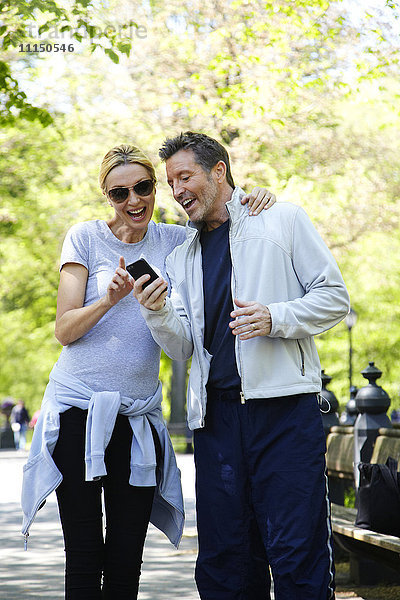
[327,426,400,584]
[326,426,355,505]
[371,426,400,464]
[331,503,400,584]
[326,425,400,504]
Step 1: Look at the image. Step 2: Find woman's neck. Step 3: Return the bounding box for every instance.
[106,219,148,244]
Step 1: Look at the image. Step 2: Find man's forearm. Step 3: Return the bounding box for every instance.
[140,297,194,360]
[267,283,350,339]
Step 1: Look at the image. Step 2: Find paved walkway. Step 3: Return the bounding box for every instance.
[0,449,364,599]
[0,449,199,599]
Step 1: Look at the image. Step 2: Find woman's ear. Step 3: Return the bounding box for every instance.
[103,190,112,207]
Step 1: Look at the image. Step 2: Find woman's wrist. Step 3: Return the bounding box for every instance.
[100,294,114,311]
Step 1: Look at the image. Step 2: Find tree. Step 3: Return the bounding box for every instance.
[0,0,135,125]
[1,0,400,414]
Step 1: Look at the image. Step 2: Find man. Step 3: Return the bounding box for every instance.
[134,132,350,599]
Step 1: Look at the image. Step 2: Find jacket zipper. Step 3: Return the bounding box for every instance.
[226,205,246,404]
[297,340,305,376]
[185,229,209,425]
[22,485,59,550]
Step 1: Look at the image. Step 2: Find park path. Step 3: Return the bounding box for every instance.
[0,449,198,599]
[0,449,363,599]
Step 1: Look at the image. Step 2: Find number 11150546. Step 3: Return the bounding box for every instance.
[19,43,75,52]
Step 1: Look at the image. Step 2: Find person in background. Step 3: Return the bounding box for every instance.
[135,131,350,600]
[10,400,30,450]
[21,142,276,600]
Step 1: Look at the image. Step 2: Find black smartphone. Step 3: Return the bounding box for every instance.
[126,258,160,289]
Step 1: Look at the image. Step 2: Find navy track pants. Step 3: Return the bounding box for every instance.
[193,390,335,600]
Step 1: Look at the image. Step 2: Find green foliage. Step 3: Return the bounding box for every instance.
[0,0,400,420]
[0,122,70,410]
[0,0,134,125]
[344,486,356,509]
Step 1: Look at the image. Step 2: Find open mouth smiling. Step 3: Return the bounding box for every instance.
[182,197,196,210]
[127,207,146,220]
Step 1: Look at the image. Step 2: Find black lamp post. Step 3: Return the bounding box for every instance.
[344,308,357,397]
[353,362,392,484]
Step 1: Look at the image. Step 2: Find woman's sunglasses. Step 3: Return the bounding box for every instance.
[108,179,155,203]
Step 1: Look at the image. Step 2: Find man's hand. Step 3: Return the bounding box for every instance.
[241,187,276,215]
[133,275,168,311]
[229,298,272,340]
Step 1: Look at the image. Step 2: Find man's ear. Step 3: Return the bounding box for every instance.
[213,160,227,183]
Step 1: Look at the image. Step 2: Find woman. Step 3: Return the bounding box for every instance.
[21,143,275,600]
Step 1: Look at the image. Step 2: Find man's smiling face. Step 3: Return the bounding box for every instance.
[165,149,221,224]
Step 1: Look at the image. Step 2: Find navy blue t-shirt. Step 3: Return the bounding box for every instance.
[200,220,241,390]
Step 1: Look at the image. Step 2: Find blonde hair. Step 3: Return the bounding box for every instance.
[99,144,156,193]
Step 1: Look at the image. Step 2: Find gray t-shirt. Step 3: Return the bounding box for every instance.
[56,219,186,399]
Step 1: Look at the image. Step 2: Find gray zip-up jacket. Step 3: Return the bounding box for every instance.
[21,365,184,548]
[141,188,350,430]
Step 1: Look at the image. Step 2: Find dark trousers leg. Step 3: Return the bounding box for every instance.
[101,415,156,599]
[53,408,104,600]
[245,395,335,600]
[194,392,335,600]
[194,396,271,600]
[53,408,157,600]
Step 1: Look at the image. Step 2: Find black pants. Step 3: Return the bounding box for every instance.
[53,407,160,600]
[194,390,335,600]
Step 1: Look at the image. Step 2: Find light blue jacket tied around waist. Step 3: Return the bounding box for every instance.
[21,364,184,548]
